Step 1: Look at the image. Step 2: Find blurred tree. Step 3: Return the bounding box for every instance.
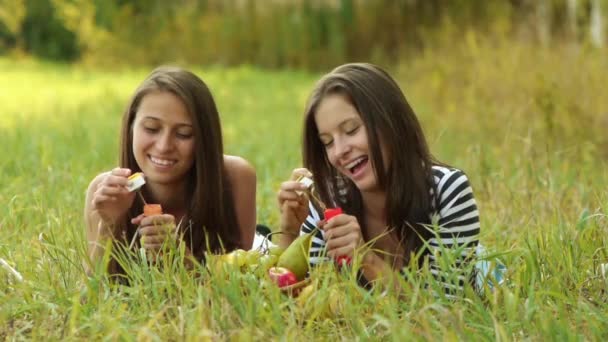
[590,0,604,47]
[0,0,26,52]
[567,0,578,40]
[21,0,79,60]
[1,0,605,67]
[0,0,26,40]
[51,0,110,61]
[537,0,552,47]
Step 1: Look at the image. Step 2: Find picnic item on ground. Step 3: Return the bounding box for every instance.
[276,231,314,281]
[268,266,298,287]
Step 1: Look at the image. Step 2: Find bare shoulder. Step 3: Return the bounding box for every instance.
[223,155,256,181]
[223,155,256,249]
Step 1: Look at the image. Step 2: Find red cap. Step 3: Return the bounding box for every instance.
[336,255,352,267]
[324,207,343,220]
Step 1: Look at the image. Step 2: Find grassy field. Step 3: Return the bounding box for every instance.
[1,37,608,340]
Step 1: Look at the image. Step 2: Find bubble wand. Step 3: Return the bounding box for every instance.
[296,176,351,267]
[126,173,149,249]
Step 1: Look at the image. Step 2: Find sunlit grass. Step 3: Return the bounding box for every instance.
[1,38,608,339]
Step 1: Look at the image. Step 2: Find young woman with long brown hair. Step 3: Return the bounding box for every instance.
[277,63,480,293]
[84,66,256,275]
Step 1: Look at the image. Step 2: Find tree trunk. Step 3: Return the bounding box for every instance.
[537,0,551,47]
[567,0,578,41]
[590,0,604,48]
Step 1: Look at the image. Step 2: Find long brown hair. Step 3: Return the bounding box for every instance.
[118,66,241,263]
[303,63,441,263]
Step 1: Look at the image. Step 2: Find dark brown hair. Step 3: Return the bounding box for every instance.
[117,66,241,263]
[303,63,441,263]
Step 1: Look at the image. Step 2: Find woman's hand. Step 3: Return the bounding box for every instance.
[277,168,313,237]
[91,168,136,225]
[321,213,364,259]
[323,215,400,285]
[131,213,177,252]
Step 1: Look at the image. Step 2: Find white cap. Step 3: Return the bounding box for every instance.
[126,172,146,192]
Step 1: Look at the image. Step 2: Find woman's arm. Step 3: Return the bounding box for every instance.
[359,168,481,293]
[225,155,257,250]
[83,168,136,274]
[427,168,480,295]
[83,173,115,274]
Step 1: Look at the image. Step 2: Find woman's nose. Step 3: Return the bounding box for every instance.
[156,132,174,152]
[332,137,351,159]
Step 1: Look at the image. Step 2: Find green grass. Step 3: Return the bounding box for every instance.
[1,37,608,340]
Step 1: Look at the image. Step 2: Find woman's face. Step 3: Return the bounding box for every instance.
[314,93,387,193]
[132,90,195,187]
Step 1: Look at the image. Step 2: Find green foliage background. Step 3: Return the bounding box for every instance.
[1,0,606,69]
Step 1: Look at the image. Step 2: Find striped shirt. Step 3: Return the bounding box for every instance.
[301,165,480,294]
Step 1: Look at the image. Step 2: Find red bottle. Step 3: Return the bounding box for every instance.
[324,208,352,267]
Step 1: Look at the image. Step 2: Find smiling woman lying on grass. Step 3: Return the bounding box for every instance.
[277,63,481,295]
[83,66,256,277]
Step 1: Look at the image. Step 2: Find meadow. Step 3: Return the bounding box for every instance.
[1,37,608,340]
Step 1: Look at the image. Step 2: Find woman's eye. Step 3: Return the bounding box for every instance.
[322,140,333,148]
[144,126,159,133]
[176,132,193,139]
[346,126,360,135]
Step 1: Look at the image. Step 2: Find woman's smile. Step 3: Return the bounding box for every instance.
[149,155,178,168]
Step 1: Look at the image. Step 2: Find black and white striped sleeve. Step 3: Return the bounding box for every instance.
[301,202,329,266]
[428,167,480,295]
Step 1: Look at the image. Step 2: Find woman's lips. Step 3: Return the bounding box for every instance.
[149,155,177,168]
[344,157,368,178]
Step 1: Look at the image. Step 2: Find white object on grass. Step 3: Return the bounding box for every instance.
[474,244,507,293]
[252,232,276,253]
[600,263,608,279]
[0,258,23,282]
